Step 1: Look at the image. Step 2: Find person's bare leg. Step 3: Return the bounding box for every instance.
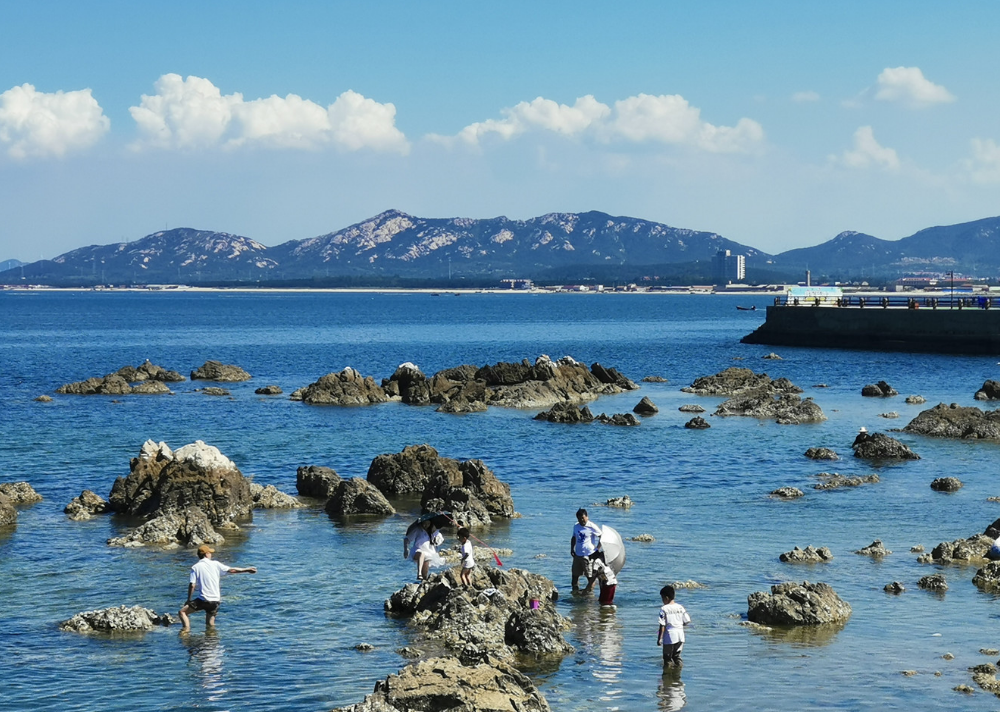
[415,552,426,580]
[206,611,216,629]
[420,557,430,581]
[179,604,192,631]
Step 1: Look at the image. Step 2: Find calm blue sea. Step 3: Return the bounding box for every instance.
[2,290,1000,711]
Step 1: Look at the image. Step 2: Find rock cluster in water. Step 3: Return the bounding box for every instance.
[861,381,898,397]
[684,368,825,424]
[804,447,838,460]
[384,566,572,664]
[685,417,711,429]
[812,473,879,490]
[780,546,833,563]
[0,481,42,526]
[534,403,595,423]
[190,360,252,382]
[919,519,998,564]
[747,581,851,626]
[296,465,342,498]
[64,490,109,520]
[771,487,804,498]
[56,360,183,395]
[904,403,1000,440]
[975,380,1000,401]
[930,477,963,492]
[60,605,174,633]
[852,431,920,460]
[326,478,396,517]
[250,483,301,509]
[855,540,891,557]
[291,367,390,405]
[330,656,551,712]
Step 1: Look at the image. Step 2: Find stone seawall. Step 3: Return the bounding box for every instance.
[742,306,1000,354]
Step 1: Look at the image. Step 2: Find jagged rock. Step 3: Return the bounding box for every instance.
[596,412,640,426]
[0,493,15,527]
[384,566,572,664]
[813,473,880,490]
[855,540,891,557]
[190,360,251,382]
[382,362,429,404]
[34,394,52,402]
[60,605,174,633]
[254,385,283,395]
[116,360,184,382]
[533,402,595,423]
[107,506,225,548]
[715,389,826,424]
[975,380,1000,401]
[672,580,705,589]
[199,387,230,396]
[685,416,711,429]
[484,357,638,410]
[747,581,851,625]
[762,352,783,360]
[64,490,109,521]
[326,478,396,516]
[642,376,668,383]
[250,483,301,509]
[919,574,948,591]
[108,440,252,527]
[771,487,805,498]
[805,447,838,460]
[397,646,422,659]
[630,534,655,542]
[910,545,925,552]
[330,657,550,712]
[682,368,802,396]
[880,412,900,419]
[56,374,133,395]
[780,546,833,563]
[291,367,390,406]
[884,582,905,594]
[904,403,1000,440]
[368,444,452,496]
[633,396,659,415]
[606,495,633,508]
[929,533,994,563]
[861,381,898,397]
[931,477,964,492]
[852,432,920,460]
[57,362,183,395]
[974,561,1000,590]
[905,395,926,404]
[678,404,705,413]
[0,481,42,505]
[296,465,342,498]
[421,458,514,527]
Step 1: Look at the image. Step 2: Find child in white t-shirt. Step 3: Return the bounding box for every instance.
[593,557,618,607]
[657,585,692,668]
[458,527,475,587]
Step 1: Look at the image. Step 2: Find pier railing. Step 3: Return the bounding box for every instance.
[774,294,996,310]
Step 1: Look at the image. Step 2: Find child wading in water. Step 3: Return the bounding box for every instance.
[657,585,691,668]
[593,557,618,607]
[458,527,476,587]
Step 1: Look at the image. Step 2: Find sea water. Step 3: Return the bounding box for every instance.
[2,290,1000,711]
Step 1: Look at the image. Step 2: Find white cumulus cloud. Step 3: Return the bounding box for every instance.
[832,126,899,170]
[874,67,955,107]
[964,138,1000,183]
[0,83,109,159]
[130,74,407,153]
[444,93,762,153]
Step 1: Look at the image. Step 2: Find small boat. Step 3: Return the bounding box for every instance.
[736,305,757,311]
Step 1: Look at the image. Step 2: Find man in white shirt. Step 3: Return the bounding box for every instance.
[657,584,692,668]
[179,544,257,631]
[570,508,602,592]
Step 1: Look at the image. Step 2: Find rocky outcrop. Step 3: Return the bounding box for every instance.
[0,493,15,527]
[116,360,185,383]
[60,605,174,633]
[0,481,42,505]
[852,432,920,460]
[250,483,301,509]
[683,368,802,397]
[199,387,230,396]
[35,394,52,402]
[923,533,993,564]
[296,465,342,498]
[762,352,783,360]
[633,396,658,415]
[905,395,926,404]
[131,381,171,394]
[605,495,633,508]
[678,404,705,413]
[975,380,1000,401]
[780,546,833,563]
[64,490,109,520]
[255,385,283,395]
[813,473,879,490]
[596,412,640,426]
[884,582,905,594]
[421,459,514,527]
[56,374,137,395]
[56,361,181,395]
[862,381,898,397]
[747,581,851,626]
[931,477,963,492]
[107,506,225,548]
[326,478,396,516]
[804,447,838,460]
[108,440,253,529]
[367,444,451,496]
[382,362,432,404]
[190,360,251,382]
[685,417,711,429]
[533,402,595,423]
[771,487,804,498]
[904,403,1000,440]
[384,566,572,664]
[330,657,550,712]
[919,574,947,591]
[715,390,826,424]
[642,376,668,383]
[973,562,1000,590]
[855,540,891,557]
[291,367,390,406]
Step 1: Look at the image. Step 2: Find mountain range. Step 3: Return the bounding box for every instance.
[1,210,998,286]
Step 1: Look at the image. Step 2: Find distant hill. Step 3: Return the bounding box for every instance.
[0,258,22,272]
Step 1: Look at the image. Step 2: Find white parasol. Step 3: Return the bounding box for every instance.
[601,525,626,574]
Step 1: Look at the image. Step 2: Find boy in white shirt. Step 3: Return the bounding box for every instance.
[657,585,691,668]
[458,527,475,587]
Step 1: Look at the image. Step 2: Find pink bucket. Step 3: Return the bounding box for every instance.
[530,599,540,609]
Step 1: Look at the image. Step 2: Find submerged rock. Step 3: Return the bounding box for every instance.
[0,481,42,505]
[326,478,396,517]
[780,546,833,563]
[199,387,230,396]
[630,534,655,542]
[682,368,802,397]
[762,352,783,360]
[642,375,668,383]
[879,412,900,419]
[973,561,1000,591]
[34,394,52,402]
[64,490,109,521]
[330,656,551,712]
[884,582,905,594]
[533,402,595,423]
[852,432,920,460]
[919,574,948,591]
[296,465,342,498]
[605,495,633,508]
[813,473,879,490]
[855,540,892,557]
[771,487,805,499]
[633,396,659,415]
[250,483,301,509]
[678,404,705,413]
[804,447,839,460]
[107,506,224,548]
[596,412,640,426]
[685,416,711,429]
[0,494,15,527]
[904,403,1000,441]
[60,605,174,633]
[291,367,390,406]
[931,477,964,492]
[131,381,171,395]
[190,360,251,382]
[254,385,283,395]
[747,581,851,625]
[905,395,926,404]
[975,380,1000,401]
[862,381,898,397]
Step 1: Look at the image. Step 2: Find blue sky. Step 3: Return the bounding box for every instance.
[2,1,999,260]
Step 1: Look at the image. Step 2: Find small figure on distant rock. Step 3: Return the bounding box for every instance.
[179,545,256,631]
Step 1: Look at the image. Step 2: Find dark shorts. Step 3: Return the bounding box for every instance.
[188,598,220,614]
[662,641,684,666]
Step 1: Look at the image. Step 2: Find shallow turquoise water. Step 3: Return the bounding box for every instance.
[2,291,1000,711]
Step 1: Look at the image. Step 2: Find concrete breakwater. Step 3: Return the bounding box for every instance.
[742,305,1000,354]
